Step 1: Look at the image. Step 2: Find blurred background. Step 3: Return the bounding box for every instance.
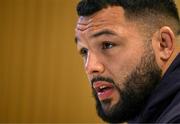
[0,0,180,123]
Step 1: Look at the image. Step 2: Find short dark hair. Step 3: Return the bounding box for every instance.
[76,0,180,36]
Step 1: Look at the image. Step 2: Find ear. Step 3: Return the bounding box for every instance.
[157,26,175,61]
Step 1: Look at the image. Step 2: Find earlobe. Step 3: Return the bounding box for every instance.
[159,27,175,61]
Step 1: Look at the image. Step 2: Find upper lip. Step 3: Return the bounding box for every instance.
[93,81,114,92]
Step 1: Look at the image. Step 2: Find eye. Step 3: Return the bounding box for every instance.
[102,41,115,49]
[79,48,88,57]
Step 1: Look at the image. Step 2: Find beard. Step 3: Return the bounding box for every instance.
[91,44,162,123]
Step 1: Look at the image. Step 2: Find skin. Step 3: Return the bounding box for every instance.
[75,6,178,118]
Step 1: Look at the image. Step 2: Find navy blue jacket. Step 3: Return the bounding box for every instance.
[130,53,180,123]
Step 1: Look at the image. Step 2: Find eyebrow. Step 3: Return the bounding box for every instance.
[75,37,78,44]
[91,29,117,38]
[74,29,117,44]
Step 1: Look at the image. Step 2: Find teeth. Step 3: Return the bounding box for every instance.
[99,85,106,90]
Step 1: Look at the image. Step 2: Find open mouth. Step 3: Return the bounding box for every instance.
[93,81,114,101]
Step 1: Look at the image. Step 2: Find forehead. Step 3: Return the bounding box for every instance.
[75,6,128,40]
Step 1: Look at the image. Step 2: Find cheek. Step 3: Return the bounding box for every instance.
[106,53,141,85]
[151,41,162,68]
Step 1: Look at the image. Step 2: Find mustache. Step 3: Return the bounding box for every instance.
[91,76,115,85]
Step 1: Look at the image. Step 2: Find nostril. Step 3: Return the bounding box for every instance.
[92,70,100,73]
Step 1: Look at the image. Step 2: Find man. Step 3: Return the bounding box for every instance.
[75,0,180,123]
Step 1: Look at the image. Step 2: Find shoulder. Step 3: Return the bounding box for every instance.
[157,91,180,123]
[169,115,180,123]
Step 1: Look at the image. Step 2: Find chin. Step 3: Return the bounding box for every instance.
[100,99,115,113]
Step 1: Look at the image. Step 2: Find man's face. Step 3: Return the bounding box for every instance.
[75,6,162,122]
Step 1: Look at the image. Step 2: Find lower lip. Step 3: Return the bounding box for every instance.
[97,88,114,101]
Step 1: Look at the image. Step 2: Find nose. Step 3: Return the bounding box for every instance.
[85,52,105,75]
